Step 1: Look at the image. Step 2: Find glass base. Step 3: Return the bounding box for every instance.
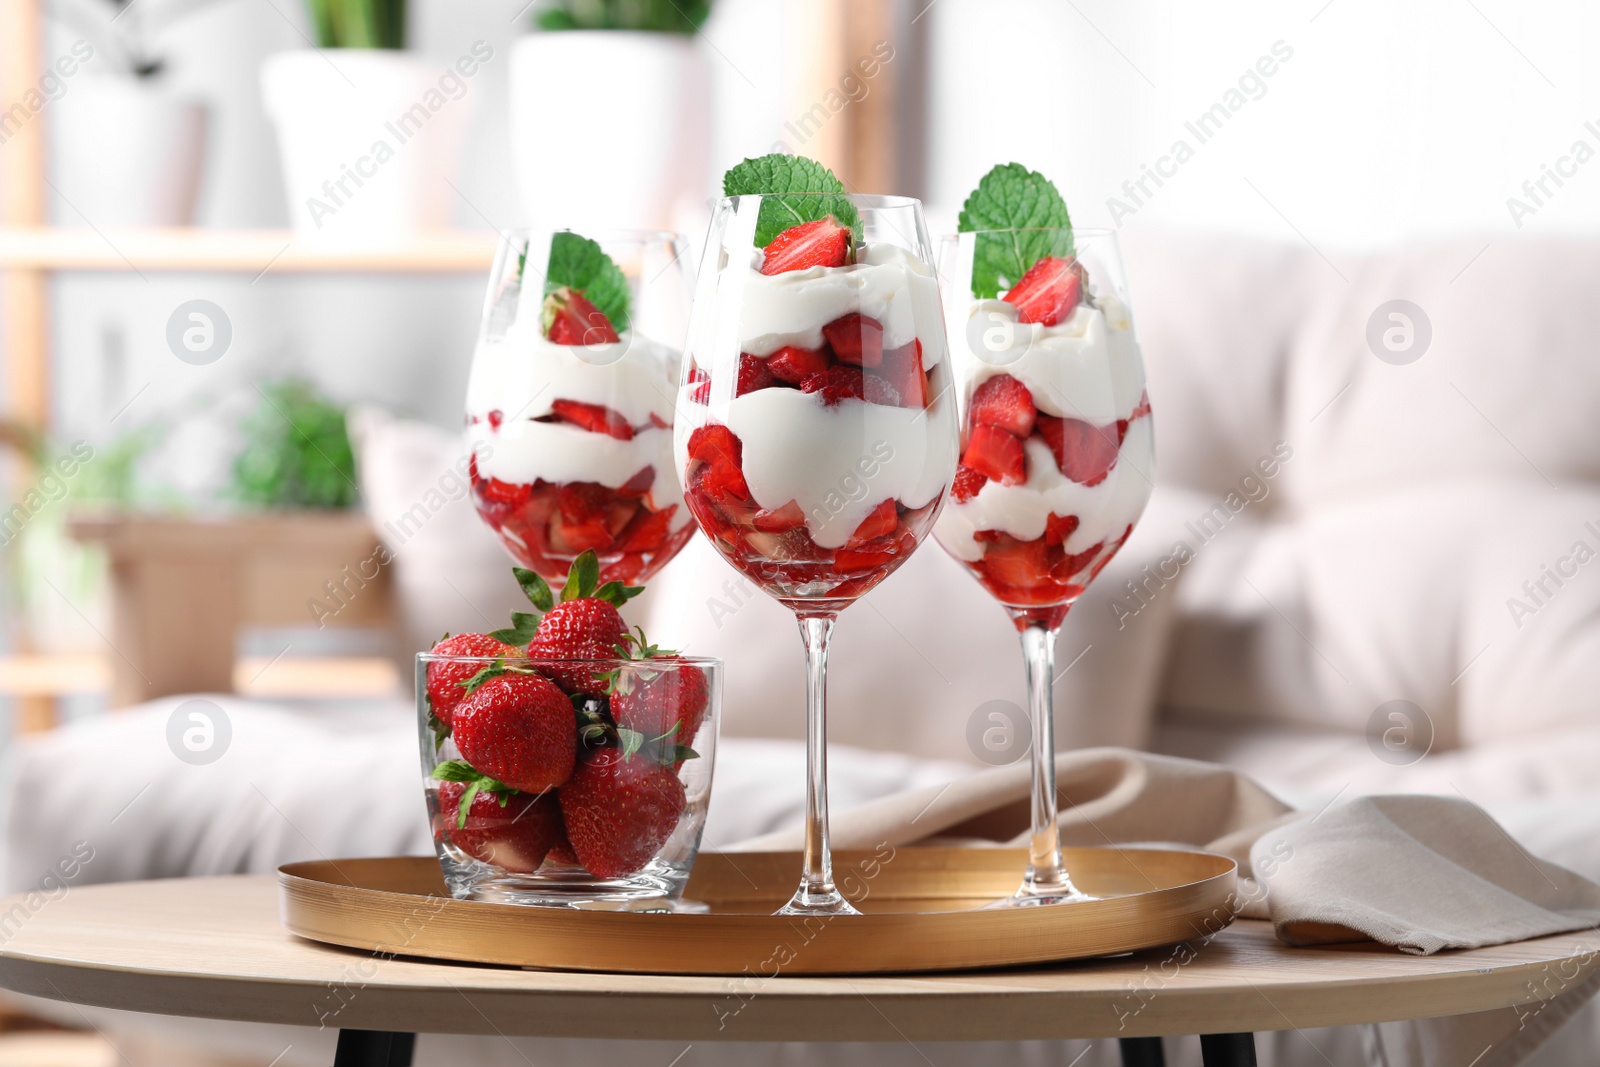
[440,854,691,909]
[777,883,861,916]
[983,870,1093,909]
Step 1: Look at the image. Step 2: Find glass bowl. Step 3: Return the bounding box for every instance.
[417,652,720,908]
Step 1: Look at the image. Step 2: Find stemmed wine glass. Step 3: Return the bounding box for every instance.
[465,228,696,586]
[934,228,1153,904]
[676,195,958,915]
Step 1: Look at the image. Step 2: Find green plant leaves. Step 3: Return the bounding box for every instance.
[545,231,631,333]
[723,154,863,247]
[957,163,1073,299]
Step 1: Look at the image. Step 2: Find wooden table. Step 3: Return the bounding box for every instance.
[0,875,1594,1067]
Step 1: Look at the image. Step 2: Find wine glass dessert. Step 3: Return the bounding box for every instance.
[466,229,696,586]
[934,164,1153,905]
[676,155,958,915]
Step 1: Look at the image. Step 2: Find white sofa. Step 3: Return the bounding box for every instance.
[5,228,1599,1066]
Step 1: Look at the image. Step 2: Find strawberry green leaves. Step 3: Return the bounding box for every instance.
[488,555,640,646]
[430,759,519,829]
[724,154,863,248]
[545,231,631,333]
[958,163,1073,299]
[489,612,540,645]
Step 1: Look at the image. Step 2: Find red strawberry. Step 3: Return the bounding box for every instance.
[823,314,884,368]
[451,672,576,793]
[1052,538,1104,581]
[800,366,865,405]
[685,424,750,503]
[435,782,564,874]
[559,748,687,878]
[528,598,631,693]
[980,534,1051,595]
[1044,512,1080,547]
[832,528,916,574]
[614,504,676,553]
[951,464,987,504]
[962,424,1026,485]
[551,483,631,553]
[543,287,620,344]
[1003,257,1081,326]
[618,466,655,497]
[426,633,522,727]
[612,659,711,746]
[760,218,851,276]
[970,374,1036,438]
[737,352,778,396]
[766,345,830,384]
[875,340,928,409]
[1037,414,1120,486]
[752,499,806,532]
[848,499,899,545]
[550,399,634,441]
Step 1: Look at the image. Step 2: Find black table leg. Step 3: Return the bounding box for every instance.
[1118,1035,1166,1066]
[1199,1032,1257,1067]
[334,1030,416,1067]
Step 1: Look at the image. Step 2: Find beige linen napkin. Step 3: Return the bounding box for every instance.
[728,747,1600,1067]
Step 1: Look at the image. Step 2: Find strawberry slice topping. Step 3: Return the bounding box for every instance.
[543,286,621,344]
[760,218,851,276]
[962,424,1026,486]
[1003,256,1081,327]
[752,499,806,532]
[550,399,634,441]
[800,366,865,405]
[766,345,831,384]
[1044,512,1080,547]
[875,340,928,409]
[847,499,899,546]
[1037,413,1120,486]
[686,424,750,503]
[823,314,884,368]
[970,374,1036,438]
[737,352,779,396]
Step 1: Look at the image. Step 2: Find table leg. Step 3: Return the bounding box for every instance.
[1118,1035,1166,1065]
[1199,1032,1257,1067]
[334,1029,416,1067]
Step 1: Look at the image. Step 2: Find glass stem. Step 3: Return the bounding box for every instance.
[1019,621,1077,897]
[779,612,858,915]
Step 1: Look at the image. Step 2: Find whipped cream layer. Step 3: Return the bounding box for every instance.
[936,297,1153,562]
[737,243,946,366]
[466,323,686,516]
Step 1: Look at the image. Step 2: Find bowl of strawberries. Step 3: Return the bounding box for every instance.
[420,552,719,907]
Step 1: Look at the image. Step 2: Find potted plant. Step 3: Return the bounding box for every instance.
[48,0,210,225]
[511,1,713,232]
[260,0,474,243]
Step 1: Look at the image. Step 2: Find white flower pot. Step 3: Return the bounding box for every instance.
[52,80,207,226]
[509,32,709,232]
[261,49,473,244]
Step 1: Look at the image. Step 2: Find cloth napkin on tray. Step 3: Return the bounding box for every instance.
[729,747,1600,1067]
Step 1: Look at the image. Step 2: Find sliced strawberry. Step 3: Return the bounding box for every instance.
[962,424,1026,486]
[685,424,750,502]
[1052,538,1104,581]
[970,374,1036,438]
[875,340,928,409]
[832,528,916,574]
[980,535,1052,596]
[615,504,676,553]
[823,314,884,368]
[766,345,831,384]
[950,464,987,504]
[848,499,899,545]
[1003,256,1081,327]
[618,466,655,497]
[543,286,620,344]
[1037,414,1120,486]
[760,218,851,276]
[1044,512,1080,547]
[550,399,634,441]
[736,352,779,396]
[800,366,865,405]
[752,499,806,533]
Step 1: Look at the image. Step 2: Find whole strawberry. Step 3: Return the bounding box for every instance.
[612,658,710,747]
[426,633,522,728]
[451,671,576,793]
[559,747,687,878]
[519,551,643,693]
[435,781,564,874]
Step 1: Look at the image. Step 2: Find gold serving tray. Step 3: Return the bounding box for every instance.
[279,847,1236,976]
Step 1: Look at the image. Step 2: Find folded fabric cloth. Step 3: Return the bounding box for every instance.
[731,747,1600,1067]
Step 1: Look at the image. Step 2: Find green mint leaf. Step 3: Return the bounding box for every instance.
[513,567,555,612]
[545,231,631,333]
[957,163,1073,298]
[561,550,601,602]
[723,153,863,248]
[489,612,540,646]
[593,580,645,608]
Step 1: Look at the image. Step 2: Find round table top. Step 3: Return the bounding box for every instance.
[0,874,1594,1042]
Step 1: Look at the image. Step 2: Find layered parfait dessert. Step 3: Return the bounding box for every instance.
[466,231,694,585]
[935,166,1152,627]
[676,156,957,608]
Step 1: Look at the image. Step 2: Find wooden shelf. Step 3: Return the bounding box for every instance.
[0,227,500,273]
